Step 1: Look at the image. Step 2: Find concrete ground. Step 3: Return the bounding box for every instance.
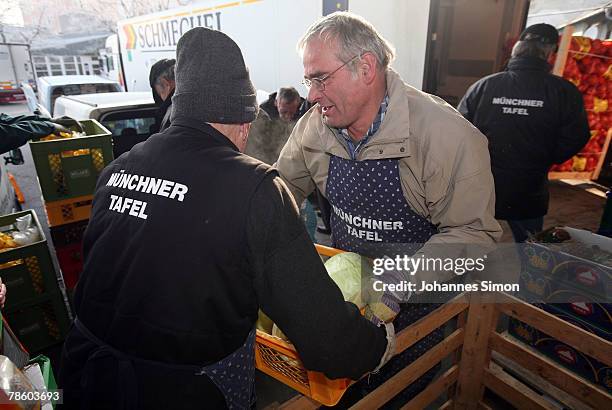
[498,179,608,242]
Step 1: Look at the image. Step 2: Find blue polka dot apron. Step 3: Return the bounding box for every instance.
[74,317,256,409]
[326,155,443,407]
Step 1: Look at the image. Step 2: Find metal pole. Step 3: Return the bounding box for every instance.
[7,45,19,85]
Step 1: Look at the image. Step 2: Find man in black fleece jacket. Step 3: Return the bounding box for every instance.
[458,24,590,242]
[58,27,393,410]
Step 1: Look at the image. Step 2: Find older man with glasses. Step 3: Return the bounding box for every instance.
[276,12,501,407]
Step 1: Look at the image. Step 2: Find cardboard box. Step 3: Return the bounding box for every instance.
[520,227,612,332]
[509,317,611,392]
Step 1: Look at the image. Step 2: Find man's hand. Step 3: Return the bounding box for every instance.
[0,278,6,309]
[364,290,400,325]
[51,123,70,134]
[363,255,412,325]
[51,116,83,132]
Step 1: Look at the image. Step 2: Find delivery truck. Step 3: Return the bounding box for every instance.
[0,42,36,103]
[108,0,529,106]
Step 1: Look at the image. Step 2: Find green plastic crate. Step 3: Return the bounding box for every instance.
[29,354,58,391]
[29,119,114,202]
[3,292,70,353]
[0,210,61,310]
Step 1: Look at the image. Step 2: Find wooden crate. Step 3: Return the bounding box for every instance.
[278,291,612,409]
[549,27,612,181]
[548,128,612,180]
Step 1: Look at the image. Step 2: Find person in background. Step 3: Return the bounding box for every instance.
[148,58,176,133]
[259,86,310,121]
[252,87,329,236]
[0,278,6,308]
[59,27,394,410]
[244,109,294,165]
[0,113,81,154]
[276,12,500,407]
[458,23,590,242]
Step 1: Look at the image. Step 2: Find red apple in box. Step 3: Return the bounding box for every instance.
[583,57,598,74]
[586,156,598,172]
[592,39,604,55]
[584,94,595,109]
[600,112,612,128]
[595,61,607,76]
[585,74,598,86]
[604,40,612,56]
[582,139,601,154]
[558,159,574,172]
[564,58,581,79]
[596,84,608,98]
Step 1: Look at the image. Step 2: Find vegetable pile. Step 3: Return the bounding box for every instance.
[551,36,612,173]
[40,131,85,141]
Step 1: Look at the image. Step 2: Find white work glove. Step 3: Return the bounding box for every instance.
[372,322,395,373]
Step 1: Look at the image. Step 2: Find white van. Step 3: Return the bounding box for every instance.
[53,92,157,158]
[36,75,122,116]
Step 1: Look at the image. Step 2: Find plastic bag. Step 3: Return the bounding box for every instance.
[0,355,40,409]
[11,215,40,247]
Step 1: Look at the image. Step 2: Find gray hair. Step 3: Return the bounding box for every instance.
[276,87,300,103]
[511,40,556,60]
[297,12,395,72]
[155,64,175,84]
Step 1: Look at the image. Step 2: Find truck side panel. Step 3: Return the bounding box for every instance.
[0,43,36,102]
[117,0,320,94]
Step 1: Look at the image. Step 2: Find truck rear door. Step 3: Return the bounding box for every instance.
[423,0,529,106]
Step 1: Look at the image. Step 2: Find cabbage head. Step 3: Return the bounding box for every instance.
[324,252,368,308]
[256,310,274,333]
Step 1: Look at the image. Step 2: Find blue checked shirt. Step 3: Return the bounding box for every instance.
[336,94,389,160]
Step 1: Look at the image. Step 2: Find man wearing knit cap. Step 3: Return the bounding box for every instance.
[459,23,590,242]
[59,27,394,409]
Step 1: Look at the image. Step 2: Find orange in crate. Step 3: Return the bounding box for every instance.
[254,244,355,406]
[44,195,93,227]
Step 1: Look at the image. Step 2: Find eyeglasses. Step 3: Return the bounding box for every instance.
[301,54,361,91]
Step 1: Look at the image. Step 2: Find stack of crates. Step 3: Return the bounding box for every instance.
[49,220,88,290]
[29,120,113,291]
[511,228,612,393]
[0,210,70,353]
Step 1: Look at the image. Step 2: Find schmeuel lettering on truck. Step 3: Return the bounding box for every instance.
[134,12,221,49]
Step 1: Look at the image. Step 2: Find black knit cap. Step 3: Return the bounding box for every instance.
[171,27,258,124]
[519,23,559,45]
[149,58,175,105]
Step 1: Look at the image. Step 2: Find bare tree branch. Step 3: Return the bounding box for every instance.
[17,5,46,44]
